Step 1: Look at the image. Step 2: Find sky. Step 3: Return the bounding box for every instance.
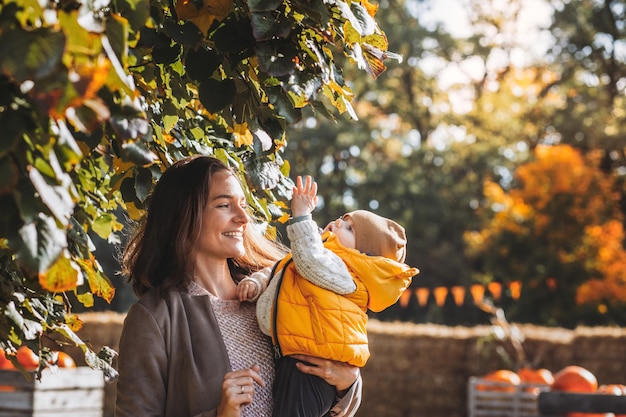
[411,0,555,113]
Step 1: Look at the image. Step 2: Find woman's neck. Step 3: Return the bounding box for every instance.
[192,259,238,299]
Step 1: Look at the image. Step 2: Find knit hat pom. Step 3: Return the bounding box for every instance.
[343,210,408,263]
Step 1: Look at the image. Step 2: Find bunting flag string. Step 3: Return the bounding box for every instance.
[401,281,522,308]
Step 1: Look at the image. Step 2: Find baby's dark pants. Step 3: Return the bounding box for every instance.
[272,356,336,417]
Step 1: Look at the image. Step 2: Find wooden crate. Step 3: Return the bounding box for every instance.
[0,367,105,417]
[468,376,551,417]
[538,391,626,416]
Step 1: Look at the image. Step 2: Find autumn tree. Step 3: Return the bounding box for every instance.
[0,0,397,376]
[465,144,626,327]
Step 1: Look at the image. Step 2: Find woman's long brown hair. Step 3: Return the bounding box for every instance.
[121,155,288,296]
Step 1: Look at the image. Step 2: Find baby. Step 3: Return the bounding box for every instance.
[238,175,419,417]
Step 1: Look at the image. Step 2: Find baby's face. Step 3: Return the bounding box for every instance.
[323,215,356,250]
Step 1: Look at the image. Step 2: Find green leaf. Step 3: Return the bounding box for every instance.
[134,167,153,202]
[267,87,302,124]
[335,1,376,38]
[184,47,222,82]
[162,101,180,132]
[105,14,131,69]
[17,213,67,276]
[248,0,282,12]
[6,301,43,341]
[163,19,203,48]
[349,2,377,37]
[28,166,74,227]
[0,27,65,82]
[291,0,329,26]
[212,16,255,59]
[92,212,121,240]
[0,194,23,244]
[119,176,137,204]
[113,0,151,34]
[255,39,297,77]
[198,78,236,113]
[67,217,94,259]
[0,157,19,195]
[244,157,282,190]
[120,141,158,166]
[110,113,151,140]
[152,41,182,65]
[251,11,292,41]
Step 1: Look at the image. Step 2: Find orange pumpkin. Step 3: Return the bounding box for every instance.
[551,365,598,393]
[518,367,554,394]
[518,367,554,385]
[477,369,520,392]
[599,384,624,395]
[0,351,15,370]
[51,351,76,368]
[598,385,626,417]
[15,346,39,370]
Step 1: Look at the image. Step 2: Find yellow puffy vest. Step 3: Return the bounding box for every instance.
[270,232,418,367]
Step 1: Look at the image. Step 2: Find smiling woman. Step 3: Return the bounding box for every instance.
[115,155,364,417]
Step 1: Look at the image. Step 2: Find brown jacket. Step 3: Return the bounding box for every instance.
[115,289,229,417]
[114,288,362,417]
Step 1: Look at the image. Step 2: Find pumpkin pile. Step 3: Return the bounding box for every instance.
[0,346,76,370]
[477,365,626,417]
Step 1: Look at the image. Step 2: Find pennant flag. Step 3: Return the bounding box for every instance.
[470,284,485,304]
[399,289,411,307]
[451,286,466,306]
[509,281,522,299]
[433,286,448,306]
[487,282,502,301]
[416,287,430,307]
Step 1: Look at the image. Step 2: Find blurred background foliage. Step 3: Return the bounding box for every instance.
[1,0,626,374]
[283,0,626,328]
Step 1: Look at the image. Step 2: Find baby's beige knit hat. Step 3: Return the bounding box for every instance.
[342,210,407,263]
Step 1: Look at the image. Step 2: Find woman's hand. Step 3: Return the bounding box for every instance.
[290,354,359,395]
[217,364,265,417]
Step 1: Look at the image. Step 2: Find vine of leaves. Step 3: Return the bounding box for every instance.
[0,0,397,378]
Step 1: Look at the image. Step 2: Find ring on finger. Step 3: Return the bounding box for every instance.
[240,385,245,394]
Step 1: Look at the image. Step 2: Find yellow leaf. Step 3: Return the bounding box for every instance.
[76,258,116,303]
[65,314,84,332]
[92,212,124,239]
[76,292,94,307]
[175,0,232,22]
[39,256,79,292]
[359,0,379,17]
[232,122,254,147]
[124,201,145,221]
[344,22,362,44]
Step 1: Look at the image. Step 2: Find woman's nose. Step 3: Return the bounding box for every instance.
[234,206,249,223]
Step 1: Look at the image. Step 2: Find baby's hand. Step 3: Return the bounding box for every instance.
[237,279,259,302]
[292,176,318,217]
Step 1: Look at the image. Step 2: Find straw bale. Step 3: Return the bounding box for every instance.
[70,314,626,417]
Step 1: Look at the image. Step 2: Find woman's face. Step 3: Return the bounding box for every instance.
[196,170,250,261]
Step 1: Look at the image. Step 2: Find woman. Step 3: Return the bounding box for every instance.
[115,155,361,417]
